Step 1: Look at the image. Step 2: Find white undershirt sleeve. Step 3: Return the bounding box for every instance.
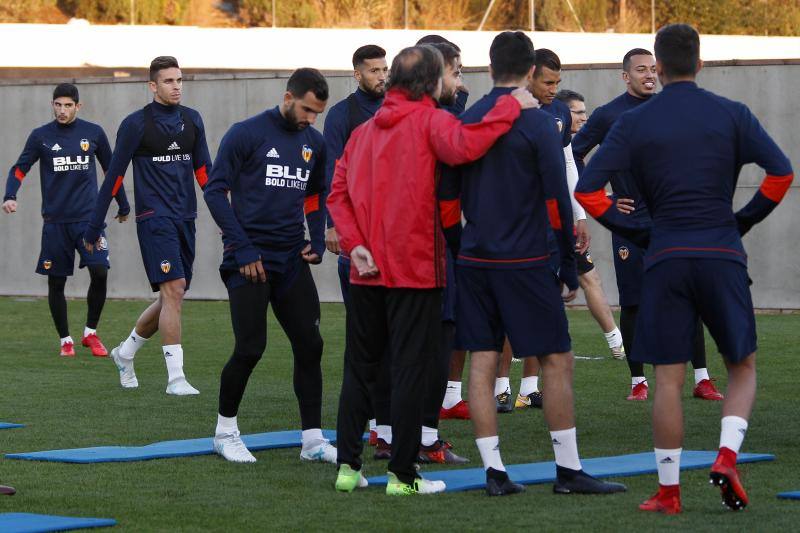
[564,143,586,222]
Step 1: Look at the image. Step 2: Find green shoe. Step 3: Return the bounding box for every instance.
[385,472,446,495]
[335,464,367,493]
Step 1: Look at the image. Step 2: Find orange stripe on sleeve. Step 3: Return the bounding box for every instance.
[546,199,562,230]
[439,199,461,228]
[304,193,320,215]
[574,190,613,219]
[14,167,25,182]
[195,165,209,188]
[760,173,793,203]
[111,175,124,196]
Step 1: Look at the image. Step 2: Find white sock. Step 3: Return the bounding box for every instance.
[119,327,148,359]
[60,336,74,346]
[604,327,623,348]
[655,447,682,486]
[550,427,582,471]
[519,376,539,397]
[302,428,325,448]
[694,368,710,385]
[83,327,96,338]
[719,416,748,454]
[476,436,505,471]
[162,344,185,383]
[421,426,438,447]
[376,425,392,444]
[442,381,463,409]
[368,419,377,431]
[494,377,510,397]
[215,414,238,436]
[632,376,647,388]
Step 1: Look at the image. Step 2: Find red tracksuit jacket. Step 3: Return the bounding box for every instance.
[327,88,521,289]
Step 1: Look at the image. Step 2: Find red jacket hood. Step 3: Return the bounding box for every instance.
[374,89,437,129]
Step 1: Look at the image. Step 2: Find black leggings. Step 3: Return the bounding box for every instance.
[621,304,708,378]
[218,263,324,430]
[47,266,107,338]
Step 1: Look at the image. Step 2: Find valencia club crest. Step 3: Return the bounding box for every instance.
[302,144,313,163]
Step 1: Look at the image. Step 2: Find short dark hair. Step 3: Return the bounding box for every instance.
[428,42,460,69]
[416,34,461,52]
[489,31,535,83]
[286,68,329,101]
[149,56,180,82]
[533,48,561,77]
[655,24,700,78]
[622,48,653,71]
[556,89,584,105]
[385,46,443,101]
[53,83,79,103]
[352,44,386,69]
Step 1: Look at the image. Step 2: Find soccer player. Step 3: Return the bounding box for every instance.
[329,45,535,495]
[416,37,476,424]
[575,23,793,514]
[497,49,625,412]
[205,68,335,465]
[572,48,722,402]
[556,89,587,132]
[84,56,212,395]
[3,83,129,357]
[323,44,388,448]
[441,32,626,497]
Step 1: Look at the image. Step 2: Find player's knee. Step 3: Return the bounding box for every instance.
[48,276,67,292]
[160,279,186,302]
[579,269,600,291]
[234,342,265,368]
[88,265,108,281]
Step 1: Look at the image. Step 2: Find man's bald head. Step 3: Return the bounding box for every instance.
[386,45,444,101]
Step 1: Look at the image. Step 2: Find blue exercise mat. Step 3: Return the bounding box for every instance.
[367,451,774,492]
[0,422,24,429]
[778,491,800,500]
[5,429,338,464]
[0,513,116,533]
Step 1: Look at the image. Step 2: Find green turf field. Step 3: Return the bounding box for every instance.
[1,297,798,531]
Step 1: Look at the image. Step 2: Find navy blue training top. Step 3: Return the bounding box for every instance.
[204,107,327,273]
[540,98,573,148]
[85,101,212,243]
[5,118,129,223]
[572,91,652,223]
[575,81,793,270]
[323,87,384,229]
[440,87,577,289]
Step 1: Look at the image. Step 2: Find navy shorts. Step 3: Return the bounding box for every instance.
[37,221,109,277]
[576,248,595,275]
[612,233,644,307]
[222,254,307,301]
[136,217,195,292]
[632,258,756,364]
[455,266,571,357]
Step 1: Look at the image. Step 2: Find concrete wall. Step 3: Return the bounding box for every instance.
[0,62,797,308]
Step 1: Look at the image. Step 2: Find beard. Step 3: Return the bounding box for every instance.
[438,88,457,107]
[285,104,309,131]
[363,82,386,98]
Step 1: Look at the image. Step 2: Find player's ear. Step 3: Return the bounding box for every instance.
[353,69,361,83]
[695,59,704,75]
[283,91,294,108]
[148,80,157,94]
